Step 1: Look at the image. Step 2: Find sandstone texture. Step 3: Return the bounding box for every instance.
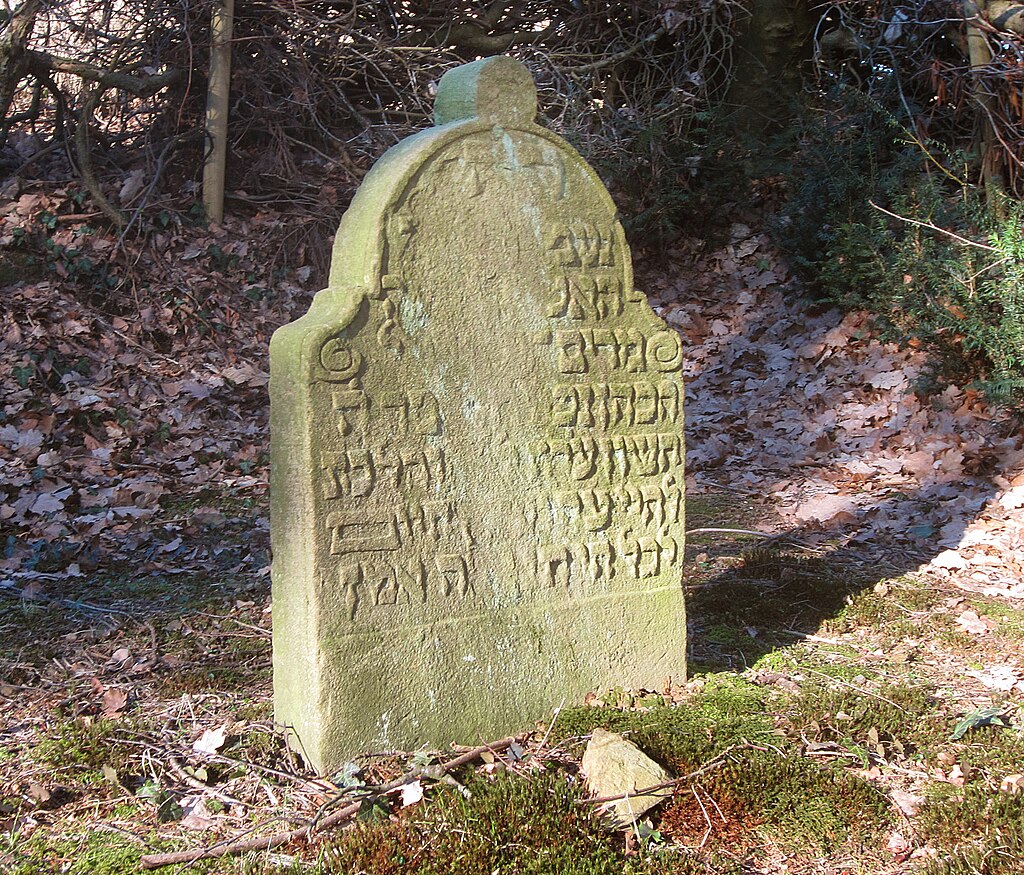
[270,56,687,773]
[581,728,674,825]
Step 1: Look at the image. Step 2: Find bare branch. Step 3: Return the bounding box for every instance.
[25,49,183,97]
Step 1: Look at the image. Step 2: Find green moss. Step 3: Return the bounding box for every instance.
[703,625,748,646]
[684,495,759,533]
[154,625,270,696]
[708,753,888,851]
[156,664,269,696]
[234,729,286,763]
[235,700,274,722]
[687,545,869,671]
[816,577,944,640]
[750,644,861,675]
[936,627,974,651]
[634,852,750,875]
[886,580,942,612]
[951,723,1024,781]
[788,680,946,756]
[963,598,1024,639]
[795,662,876,683]
[552,675,776,767]
[0,602,78,665]
[919,832,1024,875]
[7,830,144,875]
[32,718,131,775]
[822,591,903,631]
[325,772,626,874]
[549,674,889,855]
[4,829,269,875]
[916,784,1024,849]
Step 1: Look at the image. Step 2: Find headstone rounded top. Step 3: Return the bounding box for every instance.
[434,56,537,127]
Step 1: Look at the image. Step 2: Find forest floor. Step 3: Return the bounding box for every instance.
[1,189,1023,874]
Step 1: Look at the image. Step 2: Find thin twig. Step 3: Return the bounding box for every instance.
[580,742,769,805]
[868,201,1000,252]
[138,735,526,869]
[0,579,132,617]
[116,129,203,248]
[166,755,245,809]
[685,528,772,537]
[693,475,761,496]
[801,666,909,711]
[537,699,565,752]
[692,785,713,849]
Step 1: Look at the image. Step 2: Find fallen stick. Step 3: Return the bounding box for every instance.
[139,735,525,869]
[139,805,359,869]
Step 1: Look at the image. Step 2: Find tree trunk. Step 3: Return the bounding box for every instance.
[984,1,1024,34]
[203,0,234,224]
[963,1,1005,198]
[0,0,44,136]
[726,0,814,143]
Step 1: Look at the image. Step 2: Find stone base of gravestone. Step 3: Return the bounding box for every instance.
[270,55,686,773]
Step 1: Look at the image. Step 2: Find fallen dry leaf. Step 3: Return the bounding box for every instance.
[1000,775,1024,794]
[27,783,51,805]
[933,550,968,570]
[890,788,924,817]
[966,664,1021,691]
[193,725,229,756]
[999,485,1024,510]
[180,796,218,830]
[887,830,911,854]
[101,687,128,718]
[956,610,993,635]
[108,647,132,666]
[400,779,425,808]
[793,493,858,523]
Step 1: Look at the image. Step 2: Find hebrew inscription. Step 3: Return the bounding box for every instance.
[270,56,686,773]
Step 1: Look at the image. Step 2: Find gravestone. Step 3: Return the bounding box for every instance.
[270,56,686,774]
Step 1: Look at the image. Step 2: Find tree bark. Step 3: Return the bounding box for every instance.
[963,1,1005,197]
[0,0,45,136]
[203,0,234,224]
[726,0,815,142]
[74,86,127,227]
[983,1,1024,34]
[24,50,183,97]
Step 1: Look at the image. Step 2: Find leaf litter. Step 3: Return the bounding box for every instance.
[644,222,1024,599]
[1,192,1023,872]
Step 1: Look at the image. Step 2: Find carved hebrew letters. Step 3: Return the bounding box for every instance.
[539,327,683,374]
[313,319,470,621]
[271,56,685,770]
[550,381,680,430]
[531,216,685,583]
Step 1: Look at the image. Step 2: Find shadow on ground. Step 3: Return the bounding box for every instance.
[682,480,1004,675]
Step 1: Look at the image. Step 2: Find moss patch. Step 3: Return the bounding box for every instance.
[4,831,143,875]
[326,772,627,875]
[917,785,1024,875]
[551,675,890,861]
[686,544,869,672]
[787,680,947,757]
[31,718,134,777]
[553,676,776,765]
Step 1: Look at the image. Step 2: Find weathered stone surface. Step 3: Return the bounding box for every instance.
[581,728,673,825]
[270,56,686,774]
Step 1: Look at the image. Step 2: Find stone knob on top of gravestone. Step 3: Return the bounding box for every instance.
[433,55,538,127]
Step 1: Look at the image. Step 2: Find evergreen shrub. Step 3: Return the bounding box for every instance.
[775,88,1024,408]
